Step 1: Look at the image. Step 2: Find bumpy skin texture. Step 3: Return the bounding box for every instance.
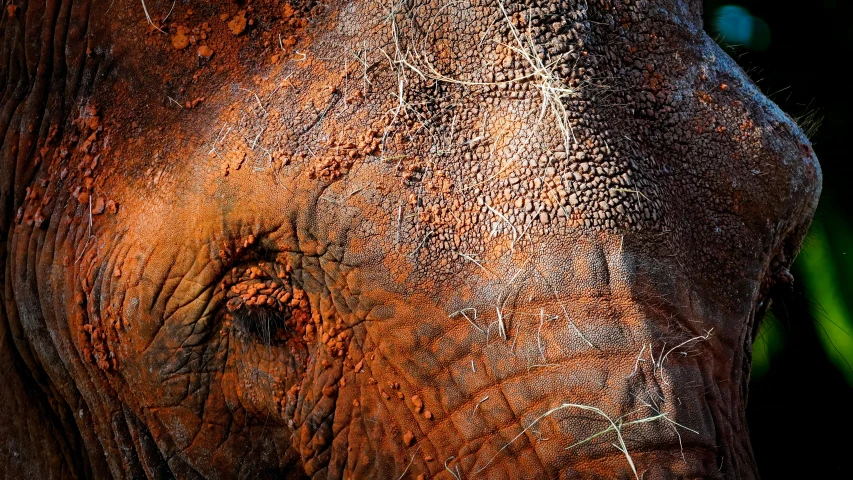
[0,0,820,478]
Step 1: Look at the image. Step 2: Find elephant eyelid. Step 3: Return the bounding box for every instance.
[213,256,316,346]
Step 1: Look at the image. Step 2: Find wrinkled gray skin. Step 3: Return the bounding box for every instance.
[0,0,821,479]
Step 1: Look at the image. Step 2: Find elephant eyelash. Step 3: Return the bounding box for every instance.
[230,304,293,345]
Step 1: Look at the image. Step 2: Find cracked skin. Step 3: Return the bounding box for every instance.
[0,0,821,479]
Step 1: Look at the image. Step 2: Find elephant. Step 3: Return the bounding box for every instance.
[0,0,821,478]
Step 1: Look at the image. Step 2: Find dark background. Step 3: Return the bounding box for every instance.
[703,1,853,476]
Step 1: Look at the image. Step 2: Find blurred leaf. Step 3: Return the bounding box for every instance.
[751,311,784,378]
[796,213,853,386]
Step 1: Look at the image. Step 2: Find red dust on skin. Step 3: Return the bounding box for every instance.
[0,1,821,479]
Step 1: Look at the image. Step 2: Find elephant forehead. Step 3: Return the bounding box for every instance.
[85,0,817,322]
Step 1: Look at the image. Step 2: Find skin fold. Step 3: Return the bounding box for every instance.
[0,0,821,478]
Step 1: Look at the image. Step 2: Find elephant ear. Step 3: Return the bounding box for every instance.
[0,2,120,477]
[0,2,80,477]
[0,323,92,478]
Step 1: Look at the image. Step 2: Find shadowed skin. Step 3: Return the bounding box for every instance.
[0,0,821,478]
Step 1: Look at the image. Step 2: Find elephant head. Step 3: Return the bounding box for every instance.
[0,0,820,478]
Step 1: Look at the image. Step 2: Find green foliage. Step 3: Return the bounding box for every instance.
[751,311,784,379]
[796,210,853,386]
[749,205,853,386]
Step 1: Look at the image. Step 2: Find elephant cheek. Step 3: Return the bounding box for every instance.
[222,340,296,421]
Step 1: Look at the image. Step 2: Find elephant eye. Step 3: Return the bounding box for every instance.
[219,261,312,345]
